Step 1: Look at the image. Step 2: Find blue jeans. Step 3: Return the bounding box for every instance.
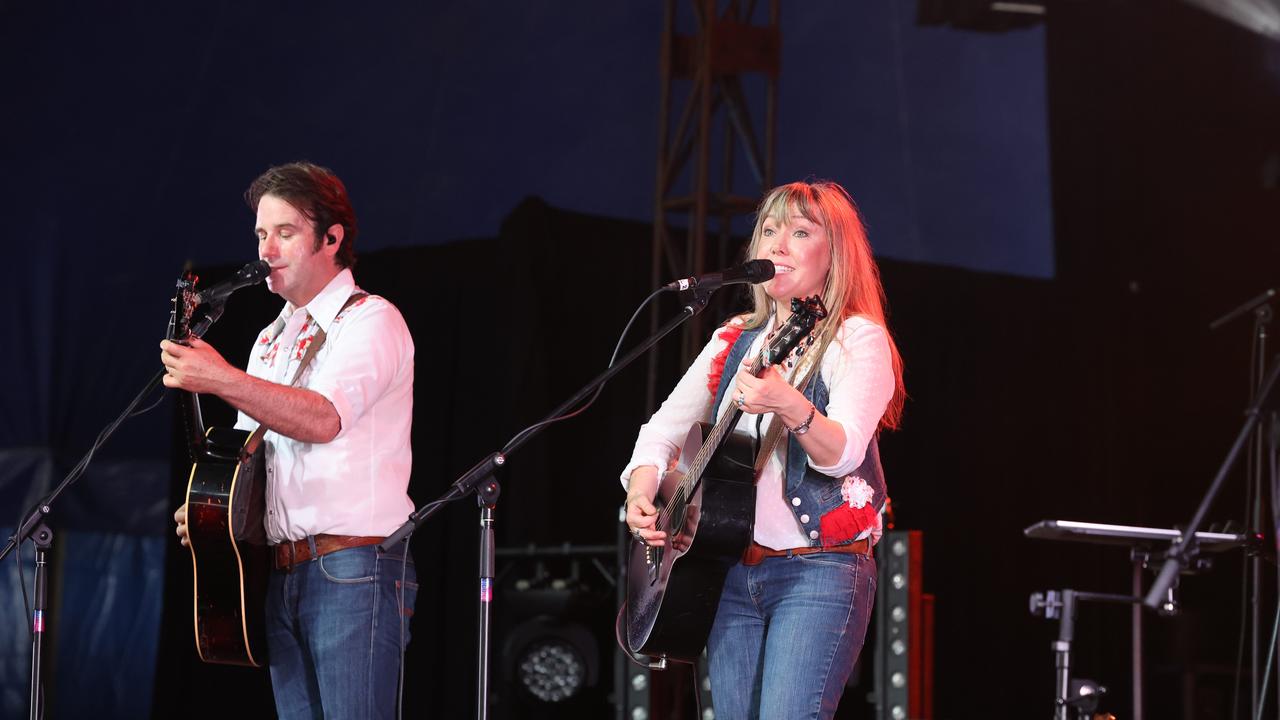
[706,551,876,720]
[265,541,418,720]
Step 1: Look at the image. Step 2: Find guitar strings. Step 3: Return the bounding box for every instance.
[654,319,821,534]
[655,354,759,532]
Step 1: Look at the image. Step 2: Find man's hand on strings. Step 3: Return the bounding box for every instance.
[160,338,238,395]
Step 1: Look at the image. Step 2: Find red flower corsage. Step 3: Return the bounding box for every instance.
[706,323,746,396]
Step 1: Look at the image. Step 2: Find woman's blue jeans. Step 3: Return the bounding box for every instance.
[265,541,418,720]
[706,550,876,720]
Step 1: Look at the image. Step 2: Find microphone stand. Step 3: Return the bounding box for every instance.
[1144,357,1280,609]
[1244,298,1271,720]
[0,369,166,720]
[1203,289,1275,718]
[0,513,57,720]
[380,288,715,720]
[0,282,230,720]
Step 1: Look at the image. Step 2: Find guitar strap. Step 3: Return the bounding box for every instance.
[752,327,831,477]
[241,292,369,458]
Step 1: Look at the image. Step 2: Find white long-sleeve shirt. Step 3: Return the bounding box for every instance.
[235,268,415,544]
[621,314,894,550]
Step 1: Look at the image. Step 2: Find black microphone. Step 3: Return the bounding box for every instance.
[663,259,775,292]
[196,259,272,305]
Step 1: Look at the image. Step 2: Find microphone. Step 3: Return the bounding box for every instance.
[664,259,775,292]
[196,259,272,305]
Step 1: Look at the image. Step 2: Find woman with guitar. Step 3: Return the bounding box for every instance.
[622,180,906,719]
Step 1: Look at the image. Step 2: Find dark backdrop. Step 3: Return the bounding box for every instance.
[4,1,1280,718]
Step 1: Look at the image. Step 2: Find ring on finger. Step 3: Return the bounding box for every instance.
[735,391,746,407]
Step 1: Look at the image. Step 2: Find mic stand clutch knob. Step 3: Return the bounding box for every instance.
[1029,589,1062,619]
[678,287,712,315]
[186,300,226,340]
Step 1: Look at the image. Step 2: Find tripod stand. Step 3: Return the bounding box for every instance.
[1026,519,1251,719]
[1146,288,1280,718]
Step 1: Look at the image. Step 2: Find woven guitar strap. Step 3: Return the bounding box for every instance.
[751,327,832,477]
[241,292,368,458]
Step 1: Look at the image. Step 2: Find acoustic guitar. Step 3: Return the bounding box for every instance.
[626,296,827,663]
[169,271,269,667]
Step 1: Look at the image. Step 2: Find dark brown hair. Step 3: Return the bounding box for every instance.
[245,162,358,269]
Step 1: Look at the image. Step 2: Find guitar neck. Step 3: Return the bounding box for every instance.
[178,391,211,461]
[687,354,765,482]
[670,297,825,504]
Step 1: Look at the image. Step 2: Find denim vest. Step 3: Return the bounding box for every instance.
[710,325,887,546]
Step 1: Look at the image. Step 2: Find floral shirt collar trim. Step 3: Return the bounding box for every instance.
[288,268,357,335]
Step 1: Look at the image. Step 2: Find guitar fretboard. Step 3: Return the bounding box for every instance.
[656,353,761,533]
[653,299,825,535]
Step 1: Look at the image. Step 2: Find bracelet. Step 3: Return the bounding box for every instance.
[785,403,817,435]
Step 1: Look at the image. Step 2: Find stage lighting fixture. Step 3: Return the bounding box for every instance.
[491,544,615,719]
[873,530,934,720]
[511,620,596,703]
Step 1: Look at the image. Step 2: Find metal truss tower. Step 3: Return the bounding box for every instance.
[647,0,781,410]
[619,4,781,718]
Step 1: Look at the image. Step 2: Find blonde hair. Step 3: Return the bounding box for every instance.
[742,180,905,430]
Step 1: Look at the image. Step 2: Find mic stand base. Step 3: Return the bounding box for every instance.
[1032,589,1138,720]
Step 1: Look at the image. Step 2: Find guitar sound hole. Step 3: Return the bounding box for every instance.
[667,488,688,534]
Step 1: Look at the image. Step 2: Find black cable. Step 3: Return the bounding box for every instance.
[6,368,166,720]
[1256,600,1280,720]
[407,498,450,519]
[15,543,31,643]
[127,387,167,419]
[502,287,666,455]
[10,368,166,556]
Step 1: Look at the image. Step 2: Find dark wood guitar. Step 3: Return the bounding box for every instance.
[626,296,827,663]
[169,272,269,667]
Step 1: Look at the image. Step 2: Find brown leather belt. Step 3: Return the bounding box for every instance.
[274,534,385,571]
[741,537,872,566]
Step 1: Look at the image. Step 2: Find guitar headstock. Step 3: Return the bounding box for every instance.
[168,271,200,343]
[762,295,828,367]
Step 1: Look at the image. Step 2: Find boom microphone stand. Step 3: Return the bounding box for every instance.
[1206,288,1275,718]
[0,369,166,720]
[0,262,257,720]
[1146,298,1280,715]
[381,287,717,720]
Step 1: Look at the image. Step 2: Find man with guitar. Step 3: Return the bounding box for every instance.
[162,162,416,719]
[622,180,906,719]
